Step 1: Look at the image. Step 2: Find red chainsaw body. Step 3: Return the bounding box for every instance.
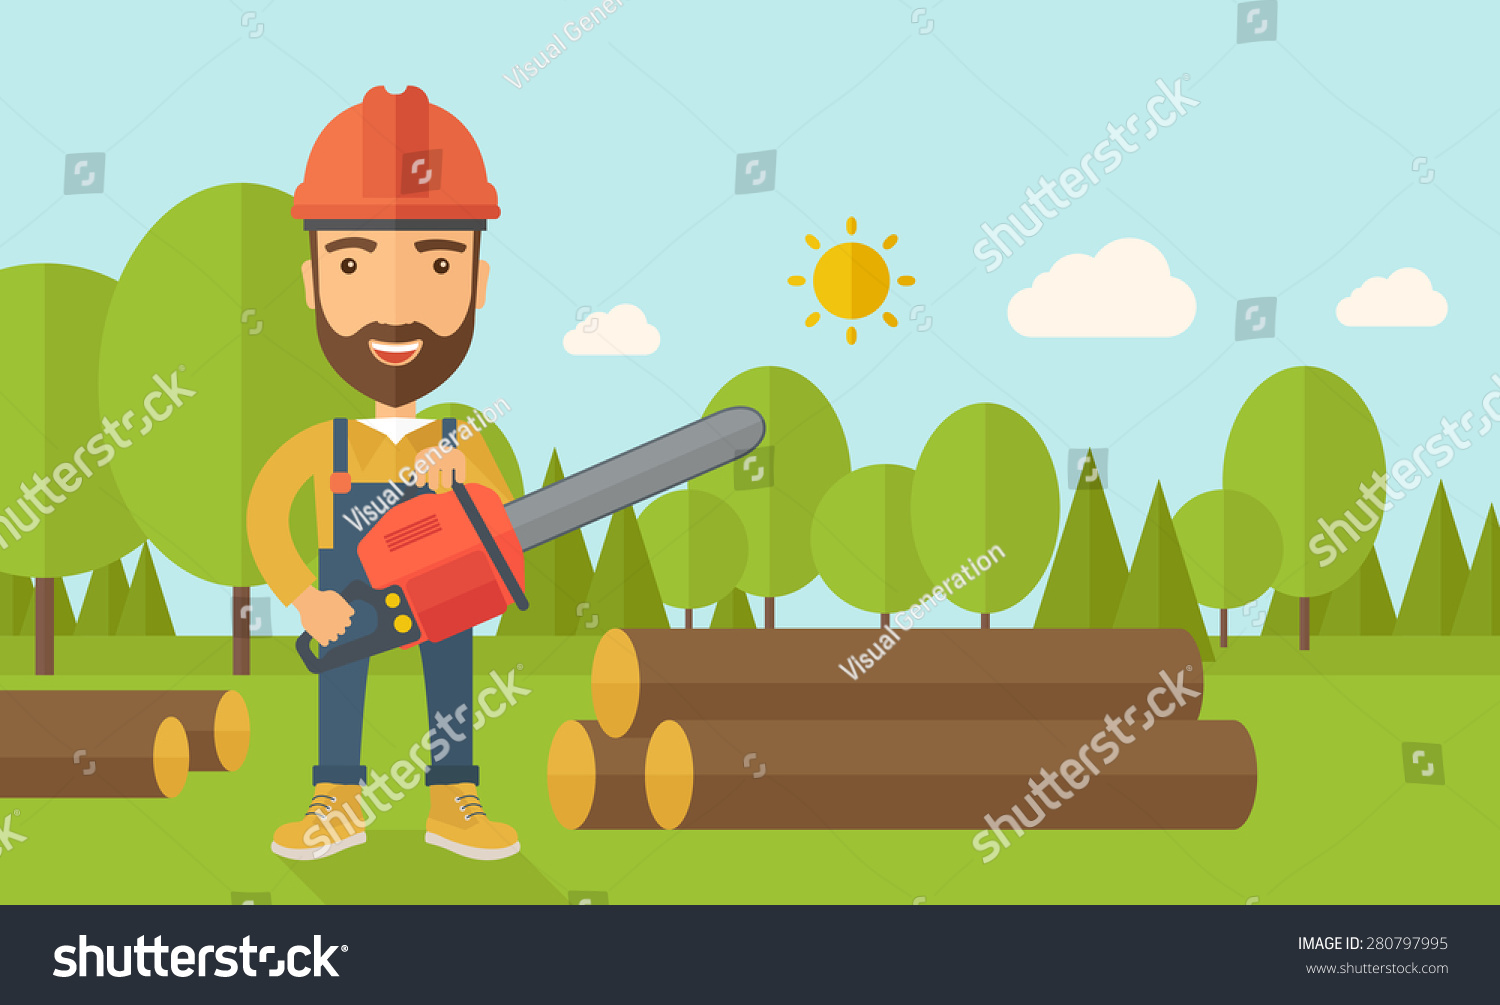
[356,485,525,646]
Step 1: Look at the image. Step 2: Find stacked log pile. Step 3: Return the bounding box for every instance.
[549,628,1256,831]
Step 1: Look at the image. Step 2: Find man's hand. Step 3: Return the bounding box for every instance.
[294,586,355,646]
[414,447,466,491]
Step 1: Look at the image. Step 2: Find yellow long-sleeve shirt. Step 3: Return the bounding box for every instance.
[247,418,514,606]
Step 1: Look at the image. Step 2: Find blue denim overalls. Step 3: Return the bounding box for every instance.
[313,416,477,788]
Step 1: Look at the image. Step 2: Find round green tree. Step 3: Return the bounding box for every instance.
[911,403,1060,626]
[1224,366,1385,650]
[1173,488,1282,647]
[0,264,143,673]
[812,465,930,626]
[98,184,366,672]
[638,489,748,627]
[692,366,850,627]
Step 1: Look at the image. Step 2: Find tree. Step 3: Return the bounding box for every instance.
[1223,367,1386,650]
[75,558,130,635]
[638,489,748,628]
[1172,489,1282,647]
[117,543,175,636]
[1396,483,1469,635]
[911,404,1060,628]
[812,465,930,627]
[1319,548,1396,636]
[1114,483,1214,662]
[692,366,851,628]
[1452,506,1500,635]
[579,506,669,634]
[0,573,32,635]
[1034,450,1126,629]
[0,264,143,673]
[709,587,758,628]
[99,184,364,672]
[496,450,593,636]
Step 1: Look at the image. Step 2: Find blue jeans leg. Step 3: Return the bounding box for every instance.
[315,656,369,785]
[420,630,478,786]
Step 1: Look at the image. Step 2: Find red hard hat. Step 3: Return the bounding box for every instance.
[291,85,499,228]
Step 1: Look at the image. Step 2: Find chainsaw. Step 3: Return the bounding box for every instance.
[295,407,765,672]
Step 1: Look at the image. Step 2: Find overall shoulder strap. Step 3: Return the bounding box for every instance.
[442,416,459,483]
[330,418,351,494]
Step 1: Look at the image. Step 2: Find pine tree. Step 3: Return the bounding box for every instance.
[709,587,758,628]
[1318,548,1396,635]
[580,506,669,635]
[1034,450,1128,628]
[1395,482,1469,635]
[116,544,175,636]
[1114,483,1214,662]
[496,451,595,636]
[75,559,130,635]
[0,572,32,635]
[1451,506,1500,635]
[21,578,76,636]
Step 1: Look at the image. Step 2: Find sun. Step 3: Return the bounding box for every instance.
[788,217,916,344]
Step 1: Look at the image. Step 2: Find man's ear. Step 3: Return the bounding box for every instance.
[475,260,490,310]
[301,260,316,310]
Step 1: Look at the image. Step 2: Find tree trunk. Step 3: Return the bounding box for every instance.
[35,576,53,676]
[980,612,991,629]
[684,607,693,630]
[1299,596,1310,651]
[589,627,1206,738]
[764,596,774,629]
[643,719,1257,830]
[232,586,250,676]
[1219,608,1229,648]
[880,612,890,629]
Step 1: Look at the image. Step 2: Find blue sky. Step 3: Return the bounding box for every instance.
[2,0,1497,634]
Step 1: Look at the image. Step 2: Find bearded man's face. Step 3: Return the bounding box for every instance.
[302,230,489,407]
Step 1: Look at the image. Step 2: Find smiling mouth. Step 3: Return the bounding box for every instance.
[369,339,424,366]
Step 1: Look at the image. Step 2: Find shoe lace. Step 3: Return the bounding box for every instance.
[454,793,487,821]
[305,792,336,818]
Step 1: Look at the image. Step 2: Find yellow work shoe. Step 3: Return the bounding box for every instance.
[270,783,369,861]
[425,783,520,861]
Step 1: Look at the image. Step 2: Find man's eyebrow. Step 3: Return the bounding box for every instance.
[324,237,377,253]
[414,239,468,253]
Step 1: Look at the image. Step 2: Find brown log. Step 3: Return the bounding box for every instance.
[547,720,654,829]
[644,719,1256,831]
[0,695,189,798]
[0,689,247,797]
[592,627,1204,738]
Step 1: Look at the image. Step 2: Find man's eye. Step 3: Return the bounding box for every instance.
[433,258,450,275]
[340,258,358,275]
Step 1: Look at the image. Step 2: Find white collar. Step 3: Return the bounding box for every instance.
[356,416,435,444]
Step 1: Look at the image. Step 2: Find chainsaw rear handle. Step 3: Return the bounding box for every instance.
[296,485,528,674]
[296,580,418,673]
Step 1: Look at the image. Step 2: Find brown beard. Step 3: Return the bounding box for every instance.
[310,233,479,408]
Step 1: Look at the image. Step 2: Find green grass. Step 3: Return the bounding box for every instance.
[1,636,1496,905]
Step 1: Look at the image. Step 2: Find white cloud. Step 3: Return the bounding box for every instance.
[1008,238,1196,338]
[1336,268,1447,327]
[563,304,661,356]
